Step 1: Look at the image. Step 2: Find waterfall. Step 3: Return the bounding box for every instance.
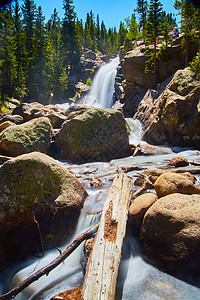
[126,118,145,146]
[85,56,119,108]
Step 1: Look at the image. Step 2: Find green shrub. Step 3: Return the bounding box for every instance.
[86,78,92,86]
[190,52,200,81]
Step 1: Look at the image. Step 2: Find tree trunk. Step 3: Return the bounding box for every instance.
[82,168,133,300]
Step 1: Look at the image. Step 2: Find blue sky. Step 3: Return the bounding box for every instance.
[19,0,180,29]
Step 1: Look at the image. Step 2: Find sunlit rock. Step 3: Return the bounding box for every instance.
[0,152,87,272]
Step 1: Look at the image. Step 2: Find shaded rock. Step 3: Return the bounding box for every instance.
[0,152,87,272]
[0,121,15,133]
[154,172,199,198]
[132,143,173,156]
[140,193,200,275]
[129,193,158,235]
[56,107,131,163]
[135,68,200,149]
[134,168,196,186]
[168,156,189,167]
[45,112,67,129]
[12,102,46,122]
[0,117,52,156]
[0,114,23,125]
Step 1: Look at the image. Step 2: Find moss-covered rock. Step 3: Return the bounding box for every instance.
[56,106,131,163]
[0,117,52,156]
[0,152,88,272]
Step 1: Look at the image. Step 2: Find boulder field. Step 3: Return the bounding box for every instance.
[0,152,88,272]
[0,102,132,163]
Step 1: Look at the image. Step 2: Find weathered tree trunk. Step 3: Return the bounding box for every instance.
[82,167,133,300]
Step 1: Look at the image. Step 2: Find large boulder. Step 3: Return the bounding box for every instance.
[55,107,131,163]
[0,117,52,156]
[135,68,200,148]
[140,193,200,275]
[0,152,87,272]
[154,172,199,198]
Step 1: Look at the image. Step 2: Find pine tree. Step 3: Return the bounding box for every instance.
[124,14,138,52]
[146,0,163,85]
[0,5,17,100]
[160,12,176,47]
[174,0,195,66]
[13,0,26,99]
[61,0,81,72]
[22,0,36,55]
[134,0,148,41]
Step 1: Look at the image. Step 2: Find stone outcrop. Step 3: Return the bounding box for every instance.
[135,68,200,149]
[0,117,52,156]
[56,106,131,163]
[154,172,199,198]
[0,152,87,272]
[140,193,200,275]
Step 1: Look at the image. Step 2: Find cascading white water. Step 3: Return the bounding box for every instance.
[126,118,144,146]
[85,56,119,108]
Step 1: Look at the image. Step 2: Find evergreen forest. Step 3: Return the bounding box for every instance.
[0,0,199,107]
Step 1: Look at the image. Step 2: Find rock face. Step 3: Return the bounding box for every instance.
[135,68,200,149]
[0,117,52,156]
[140,193,200,275]
[0,152,87,272]
[56,106,131,163]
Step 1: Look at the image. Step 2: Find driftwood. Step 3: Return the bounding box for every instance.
[0,223,99,300]
[82,167,133,300]
[131,173,154,198]
[0,155,12,162]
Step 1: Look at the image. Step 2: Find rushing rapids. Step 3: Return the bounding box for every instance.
[0,58,200,300]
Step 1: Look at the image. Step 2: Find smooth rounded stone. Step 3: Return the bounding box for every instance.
[0,117,52,156]
[140,193,200,275]
[168,156,189,167]
[134,168,196,186]
[0,121,15,133]
[56,107,131,163]
[128,193,158,235]
[0,152,88,272]
[154,172,198,198]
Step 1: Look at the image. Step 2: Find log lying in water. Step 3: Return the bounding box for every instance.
[0,223,99,300]
[82,167,133,300]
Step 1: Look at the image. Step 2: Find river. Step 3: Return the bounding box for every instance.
[0,58,200,300]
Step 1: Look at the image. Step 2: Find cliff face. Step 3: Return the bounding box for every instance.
[134,68,200,149]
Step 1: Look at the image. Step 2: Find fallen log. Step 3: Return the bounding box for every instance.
[0,223,99,300]
[82,167,133,300]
